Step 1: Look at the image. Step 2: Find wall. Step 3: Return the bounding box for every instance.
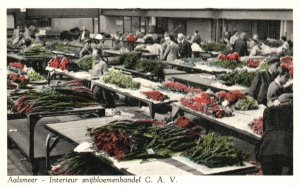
[7,14,14,29]
[186,19,212,42]
[99,15,122,34]
[51,18,93,32]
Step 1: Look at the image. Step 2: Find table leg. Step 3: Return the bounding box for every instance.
[28,115,41,175]
[45,134,61,173]
[148,103,156,119]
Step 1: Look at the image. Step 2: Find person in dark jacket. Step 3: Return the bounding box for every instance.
[79,39,92,58]
[255,103,293,175]
[177,33,192,58]
[232,32,248,56]
[267,67,292,107]
[248,58,281,106]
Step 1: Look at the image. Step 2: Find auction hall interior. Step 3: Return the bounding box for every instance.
[7,8,293,176]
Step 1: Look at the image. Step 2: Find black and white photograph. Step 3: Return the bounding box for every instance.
[2,0,299,186]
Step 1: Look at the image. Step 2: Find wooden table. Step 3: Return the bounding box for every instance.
[114,65,156,81]
[172,103,264,145]
[44,116,258,175]
[45,67,98,88]
[103,49,159,60]
[51,50,79,59]
[92,79,176,118]
[161,60,232,74]
[7,99,105,175]
[7,53,52,62]
[7,53,53,74]
[171,73,249,93]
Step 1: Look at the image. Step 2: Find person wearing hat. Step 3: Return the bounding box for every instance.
[79,39,92,58]
[248,58,281,106]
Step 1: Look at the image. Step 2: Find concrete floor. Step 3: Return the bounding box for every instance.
[7,148,31,175]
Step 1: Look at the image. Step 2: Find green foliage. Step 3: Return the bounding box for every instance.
[216,70,256,87]
[50,152,122,175]
[202,43,228,52]
[210,60,246,70]
[182,133,247,168]
[76,55,95,70]
[102,69,141,89]
[122,52,140,69]
[234,96,259,110]
[23,45,53,57]
[27,70,45,81]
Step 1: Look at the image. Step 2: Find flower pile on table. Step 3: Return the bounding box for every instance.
[181,133,248,168]
[180,91,233,118]
[216,70,256,87]
[280,56,293,78]
[109,52,139,66]
[180,89,259,118]
[211,52,245,70]
[160,81,203,94]
[202,42,228,53]
[142,90,169,101]
[246,59,261,68]
[48,56,72,71]
[27,69,46,81]
[8,62,24,72]
[88,119,202,160]
[102,69,141,89]
[87,117,249,168]
[11,85,97,114]
[49,152,123,175]
[22,45,53,58]
[248,117,264,135]
[8,73,29,84]
[216,90,258,110]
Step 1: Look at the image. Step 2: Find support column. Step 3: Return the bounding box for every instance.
[280,20,287,38]
[221,19,225,41]
[216,19,219,42]
[92,17,95,33]
[98,9,101,33]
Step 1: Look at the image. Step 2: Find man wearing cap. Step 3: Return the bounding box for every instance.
[248,58,281,106]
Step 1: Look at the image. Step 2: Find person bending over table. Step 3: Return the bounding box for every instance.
[267,67,293,107]
[248,58,281,106]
